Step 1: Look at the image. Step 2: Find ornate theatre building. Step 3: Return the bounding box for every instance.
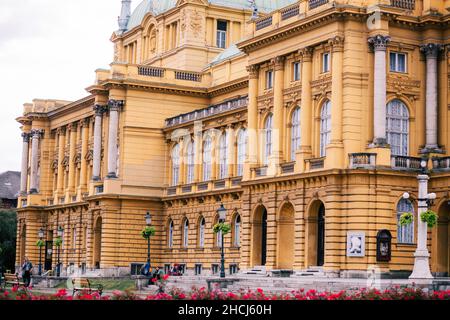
[16,0,450,278]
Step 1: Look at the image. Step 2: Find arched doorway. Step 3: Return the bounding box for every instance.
[252,206,268,267]
[306,201,326,267]
[93,217,102,269]
[277,203,295,269]
[436,202,449,276]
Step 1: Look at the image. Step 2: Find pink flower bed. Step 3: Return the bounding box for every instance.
[1,285,449,300]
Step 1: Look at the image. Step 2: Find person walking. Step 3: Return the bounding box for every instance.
[21,257,33,287]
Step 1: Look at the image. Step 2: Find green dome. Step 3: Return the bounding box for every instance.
[127,0,298,31]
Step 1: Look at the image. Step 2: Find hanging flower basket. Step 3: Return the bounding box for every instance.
[420,210,438,228]
[36,240,45,248]
[54,237,63,247]
[141,226,156,239]
[213,223,231,235]
[399,212,413,226]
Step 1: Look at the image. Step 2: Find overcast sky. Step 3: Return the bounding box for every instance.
[0,0,135,173]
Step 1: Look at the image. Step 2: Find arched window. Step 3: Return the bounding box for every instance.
[397,198,414,244]
[186,140,195,184]
[171,144,180,186]
[203,136,212,181]
[291,107,301,161]
[387,100,409,156]
[320,100,331,157]
[183,219,189,248]
[237,129,248,176]
[264,113,273,165]
[168,220,174,248]
[198,217,205,248]
[219,132,228,179]
[233,214,241,247]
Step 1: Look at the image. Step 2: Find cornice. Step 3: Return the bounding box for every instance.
[47,96,95,119]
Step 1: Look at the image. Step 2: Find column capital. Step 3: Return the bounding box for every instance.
[298,46,314,62]
[108,99,124,112]
[271,56,286,71]
[30,129,44,138]
[22,132,30,142]
[56,126,66,135]
[246,64,260,79]
[67,122,78,131]
[328,35,345,52]
[420,43,443,59]
[368,35,391,51]
[79,118,90,128]
[93,104,107,116]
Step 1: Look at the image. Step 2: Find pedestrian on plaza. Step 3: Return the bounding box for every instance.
[21,257,33,287]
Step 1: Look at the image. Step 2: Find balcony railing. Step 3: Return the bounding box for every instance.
[231,177,242,187]
[281,162,295,174]
[391,0,415,10]
[254,166,268,177]
[309,158,325,170]
[432,157,450,171]
[255,16,273,31]
[214,180,226,189]
[281,4,300,21]
[181,185,193,194]
[391,156,422,170]
[349,153,377,169]
[138,66,165,78]
[167,187,177,196]
[197,182,209,192]
[309,0,329,10]
[175,71,202,82]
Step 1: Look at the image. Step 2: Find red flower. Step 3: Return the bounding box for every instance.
[151,278,158,283]
[163,274,169,281]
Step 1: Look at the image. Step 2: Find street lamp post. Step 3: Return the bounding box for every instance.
[38,228,44,276]
[217,204,227,278]
[145,212,152,268]
[56,226,64,277]
[403,157,435,280]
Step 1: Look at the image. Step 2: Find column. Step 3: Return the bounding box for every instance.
[272,56,285,168]
[106,100,123,179]
[67,123,77,194]
[92,105,105,181]
[420,43,442,152]
[226,125,235,178]
[79,119,89,191]
[29,129,43,194]
[56,127,66,193]
[20,132,30,195]
[193,121,203,183]
[368,35,390,145]
[244,64,259,179]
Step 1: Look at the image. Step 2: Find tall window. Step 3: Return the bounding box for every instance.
[237,129,248,176]
[216,20,227,49]
[186,140,195,184]
[320,100,331,157]
[203,136,212,181]
[234,214,241,247]
[219,133,228,179]
[264,114,273,165]
[397,199,414,244]
[291,107,301,161]
[387,100,409,156]
[171,144,180,186]
[168,220,174,248]
[183,219,189,248]
[266,70,274,89]
[198,217,205,248]
[390,52,407,73]
[322,52,330,73]
[293,62,301,81]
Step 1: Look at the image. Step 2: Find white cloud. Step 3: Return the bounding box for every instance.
[0,0,129,172]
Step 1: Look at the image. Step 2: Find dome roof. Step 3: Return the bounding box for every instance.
[126,0,298,31]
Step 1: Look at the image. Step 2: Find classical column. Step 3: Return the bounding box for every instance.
[420,43,442,152]
[193,121,203,183]
[226,125,235,178]
[106,100,123,179]
[79,119,89,191]
[29,129,44,194]
[92,105,105,181]
[67,123,77,193]
[20,132,30,195]
[272,56,285,165]
[368,35,390,145]
[56,127,66,193]
[245,64,260,179]
[329,36,344,145]
[299,47,314,157]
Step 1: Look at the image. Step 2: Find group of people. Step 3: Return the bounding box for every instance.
[140,263,184,282]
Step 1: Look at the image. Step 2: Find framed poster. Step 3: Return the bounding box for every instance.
[347,232,365,257]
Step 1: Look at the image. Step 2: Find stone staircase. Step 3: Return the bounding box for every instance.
[241,266,268,276]
[294,266,326,278]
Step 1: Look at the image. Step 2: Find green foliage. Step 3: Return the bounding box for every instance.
[399,212,413,227]
[420,210,438,228]
[54,237,63,247]
[141,226,156,239]
[0,210,17,271]
[213,223,231,235]
[36,240,45,248]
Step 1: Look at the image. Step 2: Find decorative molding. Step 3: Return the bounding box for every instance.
[108,99,125,112]
[420,43,443,59]
[368,35,391,52]
[328,35,345,52]
[246,65,260,79]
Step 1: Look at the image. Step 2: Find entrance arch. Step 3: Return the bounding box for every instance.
[277,203,295,269]
[306,200,326,267]
[93,217,102,269]
[435,202,450,276]
[251,205,268,267]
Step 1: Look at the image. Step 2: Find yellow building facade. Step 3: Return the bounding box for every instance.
[16,0,450,278]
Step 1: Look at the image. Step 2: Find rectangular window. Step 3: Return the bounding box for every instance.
[390,52,407,73]
[266,70,274,89]
[293,62,301,81]
[322,52,330,73]
[216,20,227,49]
